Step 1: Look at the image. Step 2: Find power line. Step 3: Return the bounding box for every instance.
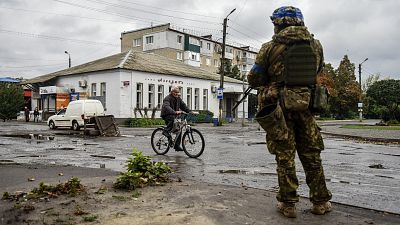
[65,0,220,25]
[231,0,248,23]
[0,6,147,25]
[0,56,65,61]
[228,26,264,45]
[1,63,65,69]
[52,0,221,31]
[83,0,220,24]
[0,28,119,46]
[230,21,266,40]
[113,0,221,19]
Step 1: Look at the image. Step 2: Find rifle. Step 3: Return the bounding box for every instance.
[232,87,253,111]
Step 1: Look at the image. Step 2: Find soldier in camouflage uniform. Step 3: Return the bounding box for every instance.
[248,6,332,218]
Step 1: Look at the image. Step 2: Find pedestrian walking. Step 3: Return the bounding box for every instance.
[248,6,332,218]
[24,106,30,122]
[33,107,39,122]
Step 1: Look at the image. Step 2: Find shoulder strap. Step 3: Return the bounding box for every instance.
[268,44,286,66]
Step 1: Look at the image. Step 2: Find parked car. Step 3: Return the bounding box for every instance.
[47,100,105,130]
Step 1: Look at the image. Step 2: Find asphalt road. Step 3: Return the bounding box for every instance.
[0,121,399,214]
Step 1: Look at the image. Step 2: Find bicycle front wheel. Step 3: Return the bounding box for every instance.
[182,128,205,158]
[151,128,170,155]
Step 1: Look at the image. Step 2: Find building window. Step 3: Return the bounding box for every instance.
[134,38,141,47]
[200,41,203,48]
[206,58,211,66]
[191,53,196,61]
[189,37,200,46]
[91,83,97,96]
[177,52,183,60]
[186,87,192,109]
[194,88,199,110]
[207,43,211,50]
[100,82,106,96]
[214,59,219,67]
[203,89,208,110]
[177,35,182,43]
[136,83,143,108]
[148,84,155,109]
[145,36,153,44]
[157,85,164,109]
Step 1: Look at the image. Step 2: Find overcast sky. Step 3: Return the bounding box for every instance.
[0,0,399,81]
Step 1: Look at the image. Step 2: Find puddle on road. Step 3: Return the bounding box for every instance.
[1,133,55,141]
[0,159,19,165]
[218,169,276,176]
[45,147,76,151]
[247,142,266,146]
[15,155,46,158]
[375,175,394,179]
[338,152,356,155]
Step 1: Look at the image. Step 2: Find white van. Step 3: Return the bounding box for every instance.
[47,100,105,130]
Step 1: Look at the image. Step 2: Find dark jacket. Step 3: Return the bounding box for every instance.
[160,94,190,118]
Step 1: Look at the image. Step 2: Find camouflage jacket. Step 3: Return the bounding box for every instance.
[248,26,324,109]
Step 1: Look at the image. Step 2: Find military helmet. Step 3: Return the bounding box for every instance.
[270,6,304,26]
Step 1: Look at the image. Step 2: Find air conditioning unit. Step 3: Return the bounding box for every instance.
[78,80,87,88]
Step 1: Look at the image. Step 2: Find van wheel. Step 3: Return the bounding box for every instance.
[49,121,57,130]
[72,121,80,131]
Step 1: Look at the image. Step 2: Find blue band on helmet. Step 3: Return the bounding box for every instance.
[271,6,303,20]
[251,64,266,74]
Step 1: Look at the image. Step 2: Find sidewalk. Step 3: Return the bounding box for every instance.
[318,120,400,143]
[1,164,399,225]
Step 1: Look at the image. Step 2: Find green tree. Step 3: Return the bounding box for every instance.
[0,83,24,121]
[218,59,242,80]
[362,74,380,118]
[329,55,360,119]
[366,79,400,121]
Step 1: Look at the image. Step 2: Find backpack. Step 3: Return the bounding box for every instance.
[283,42,318,86]
[268,42,328,112]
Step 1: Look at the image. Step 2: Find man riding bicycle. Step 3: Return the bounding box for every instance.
[160,86,190,151]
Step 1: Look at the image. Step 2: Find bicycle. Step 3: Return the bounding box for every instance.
[151,113,205,158]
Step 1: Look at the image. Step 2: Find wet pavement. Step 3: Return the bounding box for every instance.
[0,121,399,214]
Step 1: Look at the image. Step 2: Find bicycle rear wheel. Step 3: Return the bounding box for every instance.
[151,128,170,155]
[182,128,205,158]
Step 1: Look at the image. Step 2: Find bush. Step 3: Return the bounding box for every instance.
[127,118,165,127]
[113,149,171,190]
[187,110,214,123]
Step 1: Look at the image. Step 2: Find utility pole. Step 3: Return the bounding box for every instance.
[65,51,71,68]
[218,8,236,126]
[358,58,368,122]
[242,73,246,127]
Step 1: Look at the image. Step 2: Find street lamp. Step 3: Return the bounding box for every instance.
[65,51,71,68]
[218,8,236,126]
[358,58,368,122]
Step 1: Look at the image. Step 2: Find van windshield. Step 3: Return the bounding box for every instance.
[57,108,66,115]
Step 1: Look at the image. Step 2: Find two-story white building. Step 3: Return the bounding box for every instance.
[24,50,248,121]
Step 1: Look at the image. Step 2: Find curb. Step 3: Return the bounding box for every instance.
[321,131,400,144]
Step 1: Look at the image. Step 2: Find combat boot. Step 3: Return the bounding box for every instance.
[277,202,297,218]
[311,201,332,215]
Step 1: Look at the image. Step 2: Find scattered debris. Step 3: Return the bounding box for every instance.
[90,155,116,159]
[74,205,89,216]
[2,177,85,202]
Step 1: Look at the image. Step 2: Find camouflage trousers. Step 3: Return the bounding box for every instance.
[265,109,332,203]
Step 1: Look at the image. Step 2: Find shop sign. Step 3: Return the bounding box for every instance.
[39,86,57,95]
